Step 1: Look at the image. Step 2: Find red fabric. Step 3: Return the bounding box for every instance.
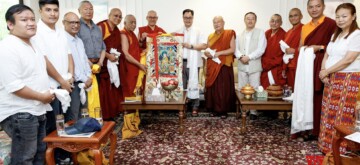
[205,30,236,87]
[138,25,166,50]
[283,24,303,89]
[120,28,141,97]
[260,28,286,89]
[96,20,123,119]
[303,17,336,136]
[287,68,296,90]
[205,65,236,114]
[284,24,303,68]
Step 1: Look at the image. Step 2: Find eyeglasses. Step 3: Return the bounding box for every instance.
[64,20,80,25]
[147,16,158,19]
[183,17,193,20]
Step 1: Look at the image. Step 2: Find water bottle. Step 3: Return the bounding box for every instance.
[56,114,65,135]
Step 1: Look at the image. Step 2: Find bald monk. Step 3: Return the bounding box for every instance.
[299,0,336,137]
[261,14,286,89]
[96,8,123,120]
[138,10,166,51]
[282,8,303,89]
[120,15,147,97]
[205,16,236,119]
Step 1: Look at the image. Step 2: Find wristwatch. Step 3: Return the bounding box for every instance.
[190,45,194,49]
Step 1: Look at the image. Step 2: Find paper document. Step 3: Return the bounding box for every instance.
[59,132,96,138]
[345,132,360,143]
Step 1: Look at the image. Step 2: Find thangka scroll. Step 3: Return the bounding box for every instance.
[144,34,184,101]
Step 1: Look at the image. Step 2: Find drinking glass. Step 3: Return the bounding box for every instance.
[81,108,89,118]
[94,107,103,126]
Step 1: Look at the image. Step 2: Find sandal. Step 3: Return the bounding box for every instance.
[192,109,198,117]
[220,114,227,119]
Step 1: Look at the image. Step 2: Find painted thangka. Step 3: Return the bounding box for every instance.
[144,34,184,101]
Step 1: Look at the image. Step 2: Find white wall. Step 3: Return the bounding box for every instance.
[24,0,358,36]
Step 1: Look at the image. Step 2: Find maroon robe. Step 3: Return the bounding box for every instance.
[97,20,123,120]
[304,17,336,136]
[261,28,286,89]
[205,30,236,114]
[120,28,141,97]
[283,23,303,89]
[138,25,166,51]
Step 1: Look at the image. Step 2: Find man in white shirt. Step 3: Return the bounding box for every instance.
[34,0,74,135]
[0,4,55,165]
[63,12,92,123]
[235,12,267,120]
[176,9,207,116]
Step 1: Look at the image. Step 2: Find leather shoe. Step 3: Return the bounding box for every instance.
[249,114,258,120]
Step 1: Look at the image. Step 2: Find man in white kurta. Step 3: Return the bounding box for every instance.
[0,4,55,164]
[33,1,74,135]
[235,12,267,120]
[176,9,207,116]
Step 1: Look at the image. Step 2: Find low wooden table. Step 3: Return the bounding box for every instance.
[121,92,187,134]
[43,121,117,165]
[333,125,360,165]
[235,91,293,133]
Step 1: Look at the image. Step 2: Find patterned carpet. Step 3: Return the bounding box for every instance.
[106,112,324,165]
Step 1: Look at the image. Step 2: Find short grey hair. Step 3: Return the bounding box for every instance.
[124,14,135,23]
[78,0,92,10]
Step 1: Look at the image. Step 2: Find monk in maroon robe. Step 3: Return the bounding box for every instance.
[120,15,146,98]
[301,17,336,136]
[96,8,124,120]
[283,8,303,89]
[261,14,286,89]
[297,0,337,137]
[138,10,166,51]
[205,16,236,119]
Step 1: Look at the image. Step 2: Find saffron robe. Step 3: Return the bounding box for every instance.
[97,20,123,119]
[261,28,286,89]
[303,17,336,136]
[283,24,303,89]
[120,28,141,98]
[205,30,236,114]
[138,25,166,51]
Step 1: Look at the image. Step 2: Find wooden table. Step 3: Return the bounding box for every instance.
[121,92,187,134]
[333,125,360,165]
[43,121,117,165]
[235,91,293,133]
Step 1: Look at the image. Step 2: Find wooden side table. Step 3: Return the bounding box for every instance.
[333,125,360,165]
[121,92,187,134]
[43,121,117,165]
[235,91,293,133]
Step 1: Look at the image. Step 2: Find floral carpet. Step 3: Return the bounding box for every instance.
[106,112,324,165]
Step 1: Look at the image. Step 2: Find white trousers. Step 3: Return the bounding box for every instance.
[238,71,261,115]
